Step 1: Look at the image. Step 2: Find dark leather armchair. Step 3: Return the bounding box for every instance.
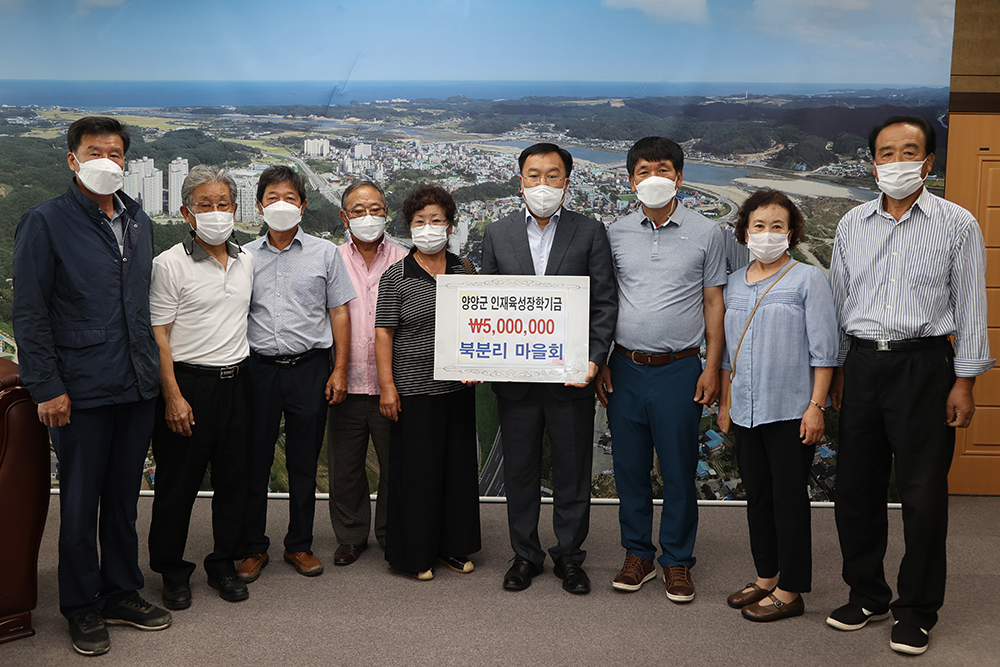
[0,358,51,644]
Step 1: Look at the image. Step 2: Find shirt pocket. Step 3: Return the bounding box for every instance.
[907,246,950,287]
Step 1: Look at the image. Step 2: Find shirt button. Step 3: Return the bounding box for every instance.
[123,257,128,262]
[886,305,892,310]
[892,251,897,256]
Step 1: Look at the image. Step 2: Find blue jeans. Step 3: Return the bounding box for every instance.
[607,352,702,568]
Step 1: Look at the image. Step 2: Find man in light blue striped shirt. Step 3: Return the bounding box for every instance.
[827,115,994,656]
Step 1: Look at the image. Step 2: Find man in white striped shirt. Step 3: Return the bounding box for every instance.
[826,115,994,656]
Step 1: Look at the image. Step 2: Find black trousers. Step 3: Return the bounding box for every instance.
[148,366,250,586]
[50,399,155,619]
[498,385,595,569]
[835,343,955,629]
[385,388,481,573]
[245,353,330,554]
[328,394,390,547]
[735,420,814,593]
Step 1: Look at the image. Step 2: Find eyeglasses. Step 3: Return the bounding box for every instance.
[191,201,233,212]
[347,205,387,218]
[522,174,566,187]
[410,218,450,228]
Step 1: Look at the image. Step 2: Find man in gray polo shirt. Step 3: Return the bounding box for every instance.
[596,136,726,602]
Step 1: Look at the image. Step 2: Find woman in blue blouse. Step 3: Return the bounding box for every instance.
[718,189,839,622]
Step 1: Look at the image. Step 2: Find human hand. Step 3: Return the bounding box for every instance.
[165,395,195,437]
[380,385,401,421]
[566,361,599,388]
[38,393,71,428]
[596,365,613,407]
[326,369,348,405]
[829,368,844,412]
[946,378,975,428]
[694,368,719,406]
[799,404,825,445]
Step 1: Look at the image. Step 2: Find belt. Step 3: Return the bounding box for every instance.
[174,359,248,379]
[615,345,700,366]
[850,335,950,352]
[251,348,329,368]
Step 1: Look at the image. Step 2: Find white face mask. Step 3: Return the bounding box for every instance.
[746,231,790,264]
[192,211,234,246]
[349,214,386,243]
[411,224,449,255]
[262,200,302,232]
[875,159,927,200]
[74,155,124,196]
[634,176,677,209]
[522,184,565,219]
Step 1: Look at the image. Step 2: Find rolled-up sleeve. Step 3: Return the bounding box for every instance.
[804,266,840,368]
[951,215,994,377]
[829,225,851,366]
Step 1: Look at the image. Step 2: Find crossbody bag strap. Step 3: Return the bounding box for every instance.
[730,260,799,376]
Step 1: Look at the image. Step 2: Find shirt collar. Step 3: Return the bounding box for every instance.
[875,186,933,222]
[347,234,386,256]
[642,198,683,228]
[183,229,241,261]
[525,207,562,229]
[261,225,305,252]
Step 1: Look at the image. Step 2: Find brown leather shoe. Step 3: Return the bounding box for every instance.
[237,553,269,583]
[727,582,775,609]
[613,554,656,592]
[742,593,804,622]
[283,550,324,577]
[663,565,695,603]
[333,543,367,566]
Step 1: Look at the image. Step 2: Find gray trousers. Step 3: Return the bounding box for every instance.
[327,394,390,547]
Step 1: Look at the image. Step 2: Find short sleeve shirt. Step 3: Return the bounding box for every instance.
[149,233,254,366]
[247,227,357,355]
[607,203,727,352]
[375,249,466,396]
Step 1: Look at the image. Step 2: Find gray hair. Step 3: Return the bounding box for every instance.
[181,165,237,208]
[341,180,386,209]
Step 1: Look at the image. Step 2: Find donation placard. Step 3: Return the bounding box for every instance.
[434,275,590,383]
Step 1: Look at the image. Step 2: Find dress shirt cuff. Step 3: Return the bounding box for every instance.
[836,349,848,367]
[810,357,839,368]
[954,358,996,378]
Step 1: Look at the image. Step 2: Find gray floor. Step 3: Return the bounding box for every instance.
[4,496,999,666]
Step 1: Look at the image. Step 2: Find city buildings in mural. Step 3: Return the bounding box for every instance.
[1,84,946,501]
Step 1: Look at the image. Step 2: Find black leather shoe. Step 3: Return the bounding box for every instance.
[208,575,249,602]
[503,555,542,591]
[161,583,192,610]
[334,543,367,566]
[553,557,591,595]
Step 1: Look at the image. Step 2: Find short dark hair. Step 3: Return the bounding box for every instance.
[341,180,386,209]
[67,116,130,154]
[256,164,307,203]
[868,115,936,157]
[734,188,806,248]
[518,143,573,178]
[627,136,684,176]
[402,184,456,226]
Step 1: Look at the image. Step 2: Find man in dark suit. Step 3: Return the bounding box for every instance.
[481,143,617,594]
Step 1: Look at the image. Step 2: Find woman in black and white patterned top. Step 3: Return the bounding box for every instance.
[375,184,481,580]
